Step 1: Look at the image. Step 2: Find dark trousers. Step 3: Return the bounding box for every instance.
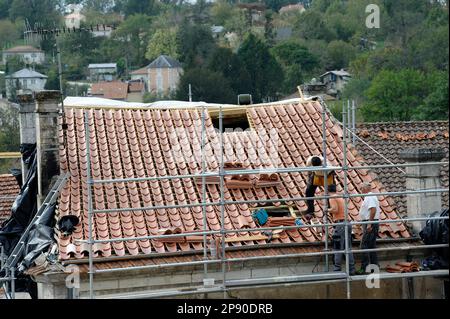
[305,178,317,214]
[360,222,379,270]
[305,174,336,214]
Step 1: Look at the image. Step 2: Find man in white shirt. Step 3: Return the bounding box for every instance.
[357,182,381,274]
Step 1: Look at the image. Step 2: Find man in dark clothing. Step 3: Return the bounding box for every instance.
[303,155,337,220]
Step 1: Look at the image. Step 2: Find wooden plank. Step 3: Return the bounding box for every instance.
[0,152,21,159]
[224,234,280,243]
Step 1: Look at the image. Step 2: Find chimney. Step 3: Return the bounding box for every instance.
[399,148,445,235]
[18,91,62,206]
[18,93,37,184]
[35,91,61,205]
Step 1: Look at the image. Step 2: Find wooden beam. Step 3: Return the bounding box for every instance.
[0,152,21,159]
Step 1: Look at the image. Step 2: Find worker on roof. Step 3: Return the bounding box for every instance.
[302,155,337,220]
[356,182,381,275]
[328,187,356,275]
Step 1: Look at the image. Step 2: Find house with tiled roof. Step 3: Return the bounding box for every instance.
[0,174,20,226]
[356,121,449,216]
[130,55,183,96]
[89,81,145,102]
[6,91,447,299]
[2,45,45,65]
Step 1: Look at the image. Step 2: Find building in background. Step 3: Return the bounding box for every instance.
[319,70,351,98]
[87,63,117,82]
[2,45,45,65]
[5,68,47,99]
[279,3,306,14]
[89,80,145,102]
[131,55,183,96]
[64,11,86,29]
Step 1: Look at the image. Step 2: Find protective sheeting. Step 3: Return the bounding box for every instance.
[0,144,37,256]
[419,208,449,269]
[18,202,56,272]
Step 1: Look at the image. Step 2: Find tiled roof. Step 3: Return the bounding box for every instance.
[0,174,20,225]
[5,68,47,79]
[356,121,449,215]
[148,55,182,69]
[56,101,410,261]
[3,45,42,53]
[130,67,148,75]
[91,81,128,100]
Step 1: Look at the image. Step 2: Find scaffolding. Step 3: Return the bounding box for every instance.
[1,98,448,299]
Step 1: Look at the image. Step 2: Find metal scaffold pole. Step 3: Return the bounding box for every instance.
[342,102,351,299]
[321,99,329,273]
[201,103,208,279]
[85,110,95,299]
[219,104,227,298]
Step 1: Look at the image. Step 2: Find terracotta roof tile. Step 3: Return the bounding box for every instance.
[91,81,129,100]
[56,101,411,261]
[356,121,449,215]
[0,174,20,225]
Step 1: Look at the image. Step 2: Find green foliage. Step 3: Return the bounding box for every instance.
[176,21,217,68]
[237,33,284,102]
[0,19,20,49]
[9,0,59,26]
[145,29,179,62]
[176,68,236,104]
[0,103,20,153]
[412,70,449,121]
[113,14,152,68]
[362,69,428,122]
[325,40,357,70]
[207,47,251,95]
[272,41,319,93]
[115,0,160,17]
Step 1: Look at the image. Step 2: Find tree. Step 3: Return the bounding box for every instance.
[113,14,152,68]
[176,21,217,68]
[362,69,428,122]
[295,10,335,41]
[115,0,159,17]
[0,19,20,49]
[413,70,449,120]
[145,29,179,62]
[9,0,59,26]
[272,41,319,93]
[237,33,284,102]
[207,47,251,95]
[176,68,236,104]
[0,0,12,19]
[325,40,357,70]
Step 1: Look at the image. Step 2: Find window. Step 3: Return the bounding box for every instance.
[31,79,36,85]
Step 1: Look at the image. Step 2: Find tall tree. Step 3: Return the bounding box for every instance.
[207,47,251,95]
[237,33,284,102]
[176,68,236,104]
[145,29,179,62]
[176,21,217,68]
[9,0,59,26]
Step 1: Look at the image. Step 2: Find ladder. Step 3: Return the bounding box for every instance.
[1,172,70,272]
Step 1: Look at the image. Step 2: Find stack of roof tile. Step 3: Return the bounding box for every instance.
[356,121,449,216]
[386,261,420,273]
[56,101,411,261]
[0,174,20,225]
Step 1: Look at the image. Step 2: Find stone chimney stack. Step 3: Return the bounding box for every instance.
[35,91,61,205]
[18,91,61,206]
[399,148,445,235]
[18,93,37,184]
